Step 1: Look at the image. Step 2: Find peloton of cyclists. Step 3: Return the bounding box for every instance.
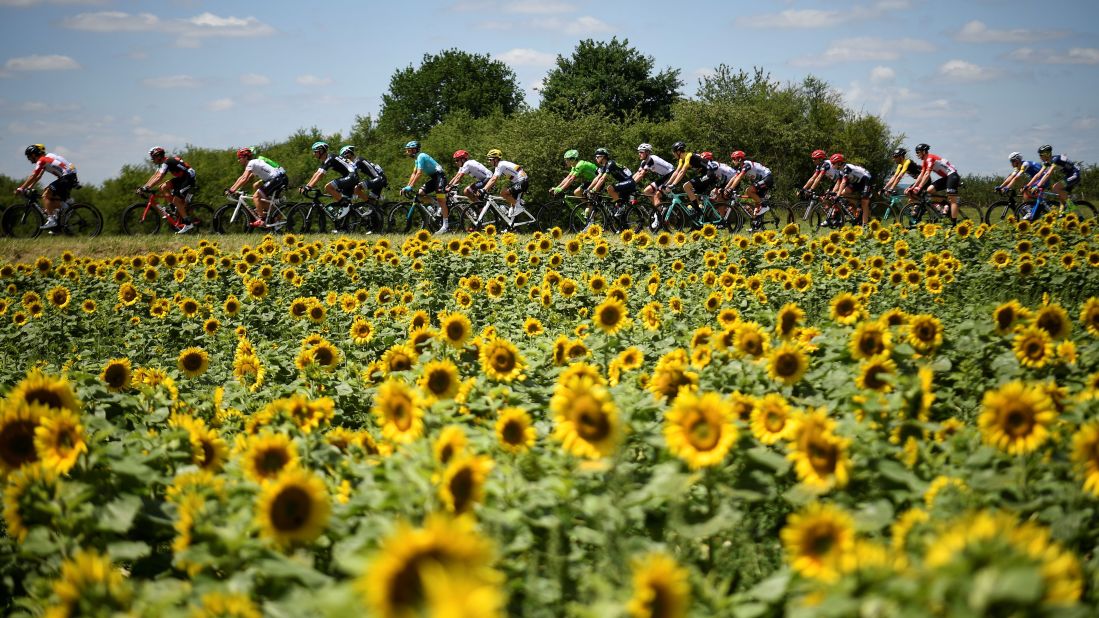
[14,144,79,231]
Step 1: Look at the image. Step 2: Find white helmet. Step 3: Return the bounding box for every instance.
[1009,151,1022,162]
[637,143,653,153]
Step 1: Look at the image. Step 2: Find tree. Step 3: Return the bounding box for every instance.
[539,37,682,121]
[378,49,525,137]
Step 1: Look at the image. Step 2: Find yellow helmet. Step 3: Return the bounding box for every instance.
[486,149,503,160]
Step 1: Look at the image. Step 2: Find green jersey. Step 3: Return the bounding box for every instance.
[571,160,599,183]
[258,155,283,170]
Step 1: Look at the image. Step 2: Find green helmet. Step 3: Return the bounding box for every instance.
[311,141,328,152]
[563,149,579,160]
[339,145,355,157]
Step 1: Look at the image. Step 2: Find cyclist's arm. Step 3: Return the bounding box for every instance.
[16,169,44,192]
[724,170,745,194]
[998,170,1020,190]
[882,171,901,193]
[666,167,687,189]
[304,169,325,190]
[229,170,253,193]
[803,170,822,190]
[808,171,827,192]
[553,172,577,193]
[482,172,499,193]
[142,170,165,191]
[835,177,849,195]
[907,169,929,194]
[445,171,465,190]
[632,168,646,183]
[1028,165,1052,189]
[588,172,608,194]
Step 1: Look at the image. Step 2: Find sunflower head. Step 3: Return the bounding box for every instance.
[256,468,330,548]
[6,369,80,414]
[479,338,525,382]
[663,390,737,470]
[419,359,461,402]
[440,312,473,348]
[551,374,620,459]
[372,379,425,444]
[978,381,1056,455]
[177,347,210,378]
[1035,303,1072,339]
[767,342,809,385]
[626,553,691,618]
[495,407,536,454]
[780,502,857,582]
[593,297,629,334]
[439,454,494,514]
[829,292,863,325]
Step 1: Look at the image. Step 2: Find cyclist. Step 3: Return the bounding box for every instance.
[447,150,491,201]
[633,143,674,209]
[14,144,79,231]
[881,147,920,195]
[399,140,450,233]
[802,149,840,196]
[226,147,288,228]
[829,153,873,225]
[587,148,636,209]
[301,141,358,219]
[340,145,387,204]
[550,149,599,197]
[724,151,774,217]
[907,143,961,223]
[481,148,529,218]
[664,141,712,208]
[1028,144,1081,212]
[141,146,197,234]
[996,151,1043,195]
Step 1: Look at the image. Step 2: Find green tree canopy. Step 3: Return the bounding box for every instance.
[539,37,682,121]
[378,49,525,137]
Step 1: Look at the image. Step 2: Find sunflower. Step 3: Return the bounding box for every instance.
[256,468,330,547]
[439,454,494,515]
[767,342,809,385]
[306,302,326,324]
[647,349,699,402]
[349,316,375,345]
[418,359,461,402]
[6,369,80,413]
[495,407,536,454]
[118,282,140,306]
[1035,303,1072,339]
[849,320,891,359]
[523,317,544,337]
[99,358,132,392]
[241,432,299,483]
[359,514,504,618]
[440,311,473,348]
[626,552,691,618]
[1081,297,1099,337]
[856,355,897,392]
[750,393,796,445]
[829,292,863,325]
[734,321,770,358]
[433,426,467,466]
[1071,423,1099,496]
[663,390,737,470]
[992,300,1028,335]
[46,285,71,310]
[381,343,418,374]
[190,592,262,618]
[780,502,856,582]
[906,314,943,354]
[479,337,525,382]
[593,297,629,334]
[551,374,619,459]
[33,409,86,474]
[179,297,200,318]
[787,408,850,492]
[372,378,425,444]
[48,548,132,616]
[775,302,804,339]
[0,401,46,473]
[223,295,242,316]
[186,420,228,472]
[3,463,60,542]
[177,347,210,378]
[978,380,1056,455]
[1012,325,1053,368]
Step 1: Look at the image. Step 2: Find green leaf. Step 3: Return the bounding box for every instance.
[875,459,924,492]
[98,494,142,533]
[746,569,790,603]
[854,500,895,532]
[746,446,791,474]
[108,541,151,561]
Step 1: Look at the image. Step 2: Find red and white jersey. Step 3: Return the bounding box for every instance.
[921,153,957,177]
[33,153,76,178]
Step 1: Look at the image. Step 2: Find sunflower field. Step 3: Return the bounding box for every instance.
[0,215,1098,617]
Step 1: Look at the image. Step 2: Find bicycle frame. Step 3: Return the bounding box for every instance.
[470,193,537,230]
[226,192,288,229]
[138,191,187,230]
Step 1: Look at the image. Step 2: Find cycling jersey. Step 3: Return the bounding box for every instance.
[921,153,957,177]
[458,159,491,181]
[354,158,385,180]
[414,152,440,175]
[738,161,772,181]
[840,164,871,183]
[1017,161,1043,178]
[258,155,283,171]
[32,153,76,178]
[895,159,920,179]
[1047,154,1080,176]
[570,160,599,183]
[714,163,736,183]
[159,156,194,178]
[675,152,708,173]
[245,158,281,182]
[598,160,633,183]
[816,159,843,181]
[319,155,356,178]
[639,154,674,177]
[491,160,527,180]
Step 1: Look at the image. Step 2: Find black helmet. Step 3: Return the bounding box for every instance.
[891,147,907,158]
[672,141,687,152]
[594,147,610,158]
[915,143,930,153]
[24,144,45,162]
[1038,144,1052,155]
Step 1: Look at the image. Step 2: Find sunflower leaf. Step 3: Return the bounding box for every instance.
[746,446,791,474]
[745,568,790,603]
[107,541,150,561]
[98,494,142,533]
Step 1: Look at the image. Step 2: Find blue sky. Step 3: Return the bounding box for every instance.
[1,0,1096,184]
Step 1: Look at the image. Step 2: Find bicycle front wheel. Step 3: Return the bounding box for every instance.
[956,201,983,223]
[214,204,252,234]
[284,203,311,233]
[121,202,161,235]
[3,204,43,238]
[621,204,649,233]
[61,203,103,237]
[983,200,1011,225]
[186,203,215,235]
[388,202,427,233]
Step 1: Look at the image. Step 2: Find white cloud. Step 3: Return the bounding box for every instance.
[207,98,234,112]
[1008,47,1099,64]
[954,20,1066,44]
[16,101,81,113]
[738,9,848,29]
[4,54,81,71]
[559,15,611,35]
[480,14,609,35]
[296,74,333,86]
[142,75,200,88]
[1072,117,1098,131]
[790,37,934,66]
[60,11,159,31]
[60,10,275,47]
[869,66,895,83]
[240,73,270,86]
[495,48,556,68]
[894,97,976,119]
[939,59,1000,81]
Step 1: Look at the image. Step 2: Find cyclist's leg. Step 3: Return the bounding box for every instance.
[324,179,343,202]
[41,185,61,218]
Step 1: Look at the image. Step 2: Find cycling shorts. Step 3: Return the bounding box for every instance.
[687,174,718,193]
[329,175,360,198]
[645,172,673,193]
[421,171,447,197]
[260,172,289,197]
[507,177,530,198]
[169,174,196,199]
[360,174,387,198]
[612,179,637,196]
[1064,172,1080,191]
[468,179,486,192]
[847,176,871,198]
[930,172,961,195]
[47,174,79,201]
[753,174,775,197]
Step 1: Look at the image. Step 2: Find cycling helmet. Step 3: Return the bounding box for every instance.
[637,143,653,153]
[339,145,355,157]
[700,151,713,161]
[1038,144,1052,155]
[148,146,165,160]
[563,149,579,160]
[236,147,253,159]
[453,149,469,160]
[914,143,929,153]
[891,147,907,158]
[671,141,687,152]
[404,140,420,151]
[811,149,826,159]
[1009,151,1022,162]
[311,141,329,153]
[594,147,610,158]
[25,144,45,162]
[730,150,746,161]
[830,153,845,165]
[486,148,503,159]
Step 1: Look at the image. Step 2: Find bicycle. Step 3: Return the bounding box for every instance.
[285,188,361,234]
[387,189,464,234]
[986,188,1095,223]
[900,190,982,227]
[121,188,213,235]
[2,189,103,238]
[570,192,650,234]
[724,192,784,233]
[654,192,729,232]
[214,189,291,234]
[540,193,588,232]
[870,189,909,225]
[461,190,544,233]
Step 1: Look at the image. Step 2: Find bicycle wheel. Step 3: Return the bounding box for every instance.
[956,201,982,223]
[901,203,927,227]
[3,204,43,238]
[185,203,215,235]
[121,202,162,235]
[983,200,1011,225]
[61,203,103,237]
[350,202,384,234]
[620,204,650,233]
[284,203,311,233]
[389,202,429,233]
[214,204,251,234]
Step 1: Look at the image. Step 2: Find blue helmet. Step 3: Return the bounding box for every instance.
[404,140,420,151]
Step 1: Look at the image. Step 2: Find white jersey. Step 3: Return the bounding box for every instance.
[459,159,491,181]
[715,163,736,183]
[739,160,771,180]
[840,164,871,182]
[245,158,281,182]
[491,160,527,180]
[639,154,674,177]
[32,153,76,178]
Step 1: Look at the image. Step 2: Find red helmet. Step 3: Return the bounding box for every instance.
[829,153,845,165]
[700,151,713,161]
[730,150,745,161]
[811,149,826,159]
[236,147,253,159]
[453,149,469,160]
